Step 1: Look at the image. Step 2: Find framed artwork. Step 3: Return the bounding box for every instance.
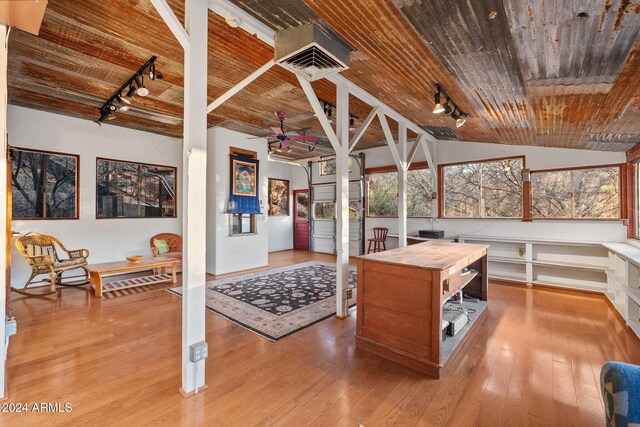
[10,147,79,219]
[232,158,257,197]
[268,178,290,216]
[96,158,176,218]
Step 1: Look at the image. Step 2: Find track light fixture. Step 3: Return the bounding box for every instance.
[97,56,161,124]
[432,83,468,128]
[433,92,445,114]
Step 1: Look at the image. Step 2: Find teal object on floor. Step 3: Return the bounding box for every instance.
[601,361,640,426]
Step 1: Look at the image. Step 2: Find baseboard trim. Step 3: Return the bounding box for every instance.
[179,384,208,398]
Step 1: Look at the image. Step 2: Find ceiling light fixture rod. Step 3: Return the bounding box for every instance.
[97,56,159,124]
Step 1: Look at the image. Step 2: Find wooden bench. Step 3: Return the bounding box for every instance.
[87,256,178,297]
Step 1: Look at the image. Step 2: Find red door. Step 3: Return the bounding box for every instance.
[293,190,310,250]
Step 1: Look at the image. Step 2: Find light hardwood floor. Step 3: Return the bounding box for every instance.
[3,250,640,426]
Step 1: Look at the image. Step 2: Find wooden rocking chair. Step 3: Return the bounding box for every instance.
[14,232,90,296]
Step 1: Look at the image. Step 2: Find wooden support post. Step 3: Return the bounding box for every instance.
[181,0,207,395]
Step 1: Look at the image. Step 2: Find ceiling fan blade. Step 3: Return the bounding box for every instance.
[271,127,285,135]
[289,135,317,142]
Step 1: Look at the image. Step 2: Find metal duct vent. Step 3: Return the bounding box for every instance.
[420,126,463,141]
[275,24,350,81]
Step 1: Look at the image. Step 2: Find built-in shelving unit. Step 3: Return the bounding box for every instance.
[458,235,640,340]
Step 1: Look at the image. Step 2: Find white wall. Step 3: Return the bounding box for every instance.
[359,140,628,246]
[206,127,269,275]
[266,158,311,252]
[267,160,294,252]
[8,106,182,287]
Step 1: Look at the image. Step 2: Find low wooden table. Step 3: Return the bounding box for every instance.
[87,257,178,297]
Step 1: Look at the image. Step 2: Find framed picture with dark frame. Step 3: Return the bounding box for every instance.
[10,147,79,220]
[96,157,177,219]
[268,178,290,216]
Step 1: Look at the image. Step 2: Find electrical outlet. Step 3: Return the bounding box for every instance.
[518,247,525,257]
[344,289,353,299]
[5,316,17,337]
[189,341,208,363]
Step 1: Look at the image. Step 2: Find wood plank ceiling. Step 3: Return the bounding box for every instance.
[6,0,640,157]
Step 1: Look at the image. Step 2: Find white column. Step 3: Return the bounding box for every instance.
[181,0,208,394]
[335,81,350,317]
[0,24,8,399]
[398,122,408,247]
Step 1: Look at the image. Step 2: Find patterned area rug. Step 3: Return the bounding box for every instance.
[167,261,357,341]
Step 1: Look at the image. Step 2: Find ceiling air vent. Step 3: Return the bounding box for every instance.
[420,126,463,141]
[275,24,350,81]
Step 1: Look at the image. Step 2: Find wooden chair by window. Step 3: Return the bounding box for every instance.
[14,232,90,296]
[367,227,389,254]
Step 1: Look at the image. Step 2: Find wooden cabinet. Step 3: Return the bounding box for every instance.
[355,240,488,378]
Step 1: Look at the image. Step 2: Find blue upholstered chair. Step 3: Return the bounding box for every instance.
[601,361,640,426]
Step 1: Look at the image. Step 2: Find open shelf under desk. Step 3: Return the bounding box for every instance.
[441,299,488,363]
[442,271,478,303]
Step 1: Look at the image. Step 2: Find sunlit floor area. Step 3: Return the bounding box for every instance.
[5,250,640,426]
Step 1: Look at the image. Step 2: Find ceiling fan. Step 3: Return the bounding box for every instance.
[267,112,319,153]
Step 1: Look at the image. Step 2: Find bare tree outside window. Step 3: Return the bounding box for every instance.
[532,166,619,219]
[367,169,434,217]
[11,148,78,219]
[443,158,523,218]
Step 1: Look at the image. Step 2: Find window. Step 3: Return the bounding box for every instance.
[319,157,353,176]
[231,213,256,234]
[443,157,523,218]
[314,202,335,219]
[532,166,620,219]
[10,148,78,219]
[312,201,360,220]
[96,158,176,218]
[367,168,435,217]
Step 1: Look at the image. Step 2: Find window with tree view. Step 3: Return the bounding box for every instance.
[443,158,523,218]
[367,168,434,217]
[11,148,78,219]
[96,158,176,218]
[532,166,620,219]
[319,157,353,175]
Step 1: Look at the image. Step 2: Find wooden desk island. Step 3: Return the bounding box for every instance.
[355,240,488,378]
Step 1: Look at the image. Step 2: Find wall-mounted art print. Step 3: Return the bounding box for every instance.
[232,157,257,197]
[227,155,261,214]
[268,178,289,216]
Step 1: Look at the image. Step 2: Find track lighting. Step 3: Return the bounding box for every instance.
[432,83,468,128]
[97,56,160,124]
[433,92,445,114]
[125,84,136,98]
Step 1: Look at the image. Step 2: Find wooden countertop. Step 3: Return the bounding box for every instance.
[357,240,488,271]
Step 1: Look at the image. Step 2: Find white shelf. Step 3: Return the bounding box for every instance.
[605,268,626,285]
[488,256,527,265]
[459,235,640,341]
[459,234,603,246]
[531,259,606,272]
[624,287,640,306]
[532,279,605,293]
[489,272,527,283]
